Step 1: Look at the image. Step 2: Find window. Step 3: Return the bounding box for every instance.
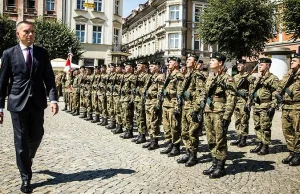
[84,58,94,67]
[194,6,202,22]
[77,0,85,10]
[114,29,119,44]
[46,0,55,11]
[115,0,120,15]
[93,26,102,44]
[194,34,200,50]
[76,24,85,43]
[169,5,180,20]
[7,0,15,6]
[27,0,35,8]
[94,0,102,12]
[169,33,180,49]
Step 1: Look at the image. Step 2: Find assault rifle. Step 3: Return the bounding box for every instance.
[156,71,172,110]
[236,63,258,98]
[275,68,298,104]
[141,74,154,105]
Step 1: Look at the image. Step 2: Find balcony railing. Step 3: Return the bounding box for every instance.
[25,7,37,14]
[5,5,17,12]
[112,44,128,53]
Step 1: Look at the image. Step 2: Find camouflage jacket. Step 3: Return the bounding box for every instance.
[97,73,108,96]
[119,73,136,102]
[92,74,101,91]
[145,73,164,105]
[234,72,255,104]
[134,72,151,102]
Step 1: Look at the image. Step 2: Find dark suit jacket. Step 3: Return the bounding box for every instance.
[0,44,58,112]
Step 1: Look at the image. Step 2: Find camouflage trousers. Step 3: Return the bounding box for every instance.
[92,91,99,115]
[204,112,227,160]
[56,85,62,98]
[162,106,181,144]
[63,91,69,105]
[107,95,115,121]
[80,90,86,112]
[282,109,300,153]
[145,102,160,139]
[114,96,122,125]
[69,92,73,110]
[98,95,107,118]
[135,100,147,135]
[234,102,250,136]
[121,101,134,131]
[181,108,200,153]
[253,108,274,145]
[83,91,92,114]
[72,91,80,110]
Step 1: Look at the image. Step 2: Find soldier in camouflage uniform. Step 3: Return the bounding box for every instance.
[71,68,80,116]
[180,62,187,76]
[55,71,64,98]
[82,67,94,120]
[142,60,164,150]
[91,66,101,123]
[119,62,136,139]
[203,52,236,179]
[68,70,76,114]
[246,58,279,155]
[274,53,300,166]
[79,66,87,118]
[176,53,207,167]
[131,61,151,144]
[106,63,117,129]
[231,59,255,147]
[97,64,109,126]
[160,57,184,157]
[63,71,73,112]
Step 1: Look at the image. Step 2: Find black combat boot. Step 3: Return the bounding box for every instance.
[209,159,226,179]
[142,137,152,148]
[250,142,263,153]
[168,143,180,157]
[185,152,198,167]
[160,142,173,154]
[72,109,80,116]
[66,109,72,113]
[79,112,87,118]
[148,138,159,150]
[230,135,241,146]
[136,134,146,144]
[237,136,247,147]
[203,157,217,175]
[106,121,116,129]
[91,115,100,123]
[62,105,67,111]
[257,144,269,155]
[113,125,123,134]
[282,152,295,164]
[122,129,133,139]
[131,133,140,142]
[177,150,190,164]
[289,153,300,166]
[98,118,108,126]
[111,124,119,133]
[69,109,75,114]
[84,113,93,121]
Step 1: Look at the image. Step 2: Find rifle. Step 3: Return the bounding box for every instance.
[118,74,125,96]
[275,68,298,104]
[141,74,154,105]
[247,69,267,108]
[156,71,172,110]
[236,63,258,98]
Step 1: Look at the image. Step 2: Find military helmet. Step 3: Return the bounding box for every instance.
[291,53,300,59]
[167,56,181,63]
[210,52,226,63]
[236,59,247,64]
[186,53,199,61]
[258,58,272,64]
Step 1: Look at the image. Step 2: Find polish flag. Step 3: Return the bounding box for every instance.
[64,52,73,72]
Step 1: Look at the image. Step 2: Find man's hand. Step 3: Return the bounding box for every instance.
[191,111,199,122]
[0,112,3,124]
[267,107,275,117]
[50,103,59,116]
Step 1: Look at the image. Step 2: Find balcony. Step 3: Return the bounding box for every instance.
[111,44,131,57]
[5,5,17,12]
[24,7,37,15]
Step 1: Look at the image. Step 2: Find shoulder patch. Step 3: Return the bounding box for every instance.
[228,77,234,82]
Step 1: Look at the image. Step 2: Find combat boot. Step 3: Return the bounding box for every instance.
[122,130,133,139]
[148,138,159,150]
[69,109,76,114]
[289,153,300,166]
[136,134,146,144]
[72,109,80,116]
[98,118,108,126]
[185,152,198,167]
[106,121,116,129]
[66,109,72,113]
[257,144,269,155]
[168,143,180,157]
[79,112,87,118]
[230,135,241,146]
[84,113,93,121]
[62,105,67,111]
[131,133,140,142]
[91,115,100,123]
[160,142,173,154]
[237,136,247,147]
[142,137,152,148]
[177,151,190,164]
[282,152,295,164]
[250,142,263,153]
[113,124,123,134]
[209,159,226,179]
[203,157,217,175]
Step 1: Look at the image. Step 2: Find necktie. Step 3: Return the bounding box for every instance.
[26,47,32,70]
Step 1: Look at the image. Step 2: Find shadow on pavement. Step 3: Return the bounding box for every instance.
[32,168,135,188]
[226,159,275,175]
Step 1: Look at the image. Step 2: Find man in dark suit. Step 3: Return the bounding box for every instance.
[0,21,59,193]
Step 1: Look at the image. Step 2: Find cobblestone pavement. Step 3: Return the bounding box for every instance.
[1,101,300,194]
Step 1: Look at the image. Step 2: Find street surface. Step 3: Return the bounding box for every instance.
[0,100,300,194]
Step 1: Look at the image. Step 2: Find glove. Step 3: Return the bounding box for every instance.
[173,108,181,117]
[244,104,251,113]
[222,119,229,129]
[200,100,206,109]
[127,101,133,108]
[267,107,275,117]
[275,94,283,104]
[197,113,203,123]
[191,111,199,122]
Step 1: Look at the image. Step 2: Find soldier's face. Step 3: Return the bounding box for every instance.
[149,64,156,73]
[94,69,99,74]
[136,64,144,73]
[125,65,133,73]
[101,67,106,73]
[291,58,300,69]
[116,66,122,73]
[258,63,270,72]
[86,69,92,74]
[80,68,85,73]
[110,67,115,72]
[209,58,222,70]
[168,60,176,69]
[186,57,195,68]
[237,63,246,72]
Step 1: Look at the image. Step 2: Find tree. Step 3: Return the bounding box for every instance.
[282,0,300,41]
[0,15,17,57]
[198,0,276,59]
[34,18,83,63]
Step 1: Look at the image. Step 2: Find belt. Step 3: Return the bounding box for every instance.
[259,99,271,103]
[212,97,226,103]
[284,101,300,105]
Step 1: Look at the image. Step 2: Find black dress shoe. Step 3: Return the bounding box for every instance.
[21,180,33,193]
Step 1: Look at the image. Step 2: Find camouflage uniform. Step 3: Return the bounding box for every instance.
[83,74,94,118]
[113,72,123,127]
[79,72,86,114]
[63,74,72,111]
[71,73,80,115]
[92,73,101,117]
[55,71,64,98]
[97,73,108,124]
[106,72,117,127]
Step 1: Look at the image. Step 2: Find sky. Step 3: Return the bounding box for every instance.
[123,0,147,18]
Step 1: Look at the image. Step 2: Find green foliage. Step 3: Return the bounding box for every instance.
[198,0,276,59]
[34,18,83,63]
[282,0,300,41]
[0,15,17,56]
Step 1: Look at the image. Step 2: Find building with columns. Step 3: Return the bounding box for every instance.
[122,0,216,65]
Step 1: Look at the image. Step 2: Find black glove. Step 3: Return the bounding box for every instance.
[197,113,203,123]
[127,101,133,108]
[244,104,251,113]
[222,119,230,129]
[267,107,275,117]
[173,108,181,117]
[191,111,199,122]
[275,94,283,104]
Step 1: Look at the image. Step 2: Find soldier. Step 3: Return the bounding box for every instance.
[97,64,109,126]
[131,61,151,144]
[55,71,64,98]
[78,65,87,118]
[246,58,279,155]
[274,53,300,166]
[119,62,136,138]
[91,66,101,123]
[63,71,73,112]
[61,71,67,110]
[159,56,184,157]
[176,53,207,167]
[142,60,164,150]
[203,52,236,179]
[71,68,80,116]
[82,67,94,120]
[231,59,255,147]
[68,70,75,114]
[106,63,117,129]
[180,62,187,75]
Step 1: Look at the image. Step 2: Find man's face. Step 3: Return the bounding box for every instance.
[16,23,35,46]
[186,57,195,68]
[94,69,100,74]
[80,68,85,73]
[125,65,133,73]
[86,69,92,75]
[136,64,145,73]
[209,58,222,70]
[168,60,176,69]
[149,64,157,74]
[237,63,246,72]
[291,58,300,69]
[109,66,115,73]
[258,63,270,73]
[116,66,122,73]
[101,67,106,73]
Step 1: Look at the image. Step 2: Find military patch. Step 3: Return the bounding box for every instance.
[228,77,234,82]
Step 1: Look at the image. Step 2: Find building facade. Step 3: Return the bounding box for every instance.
[122,0,216,65]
